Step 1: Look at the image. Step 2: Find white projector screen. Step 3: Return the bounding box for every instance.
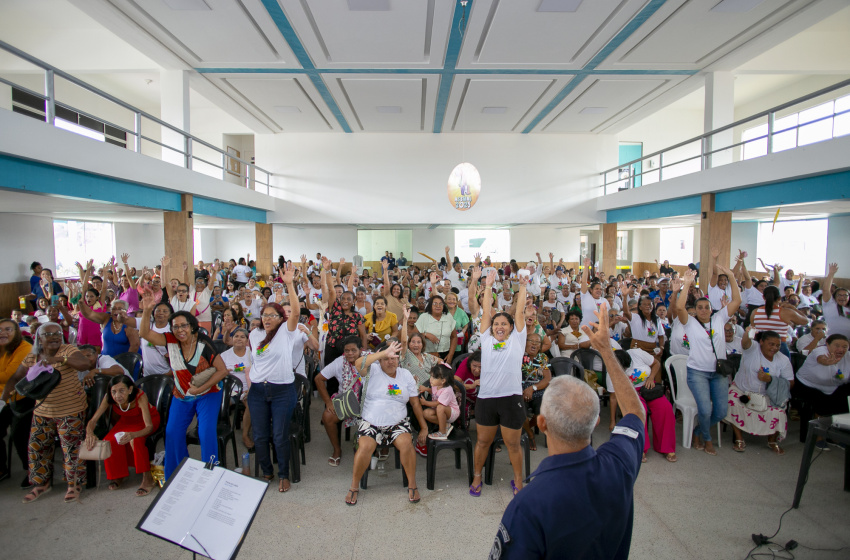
[454,230,510,263]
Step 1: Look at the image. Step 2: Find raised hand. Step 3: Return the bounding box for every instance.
[471,266,482,281]
[140,289,155,310]
[339,258,346,267]
[385,340,402,358]
[300,254,307,264]
[445,246,450,253]
[485,269,498,287]
[182,261,188,271]
[682,269,696,284]
[581,302,610,350]
[382,259,389,271]
[828,263,839,276]
[549,252,554,260]
[584,257,591,268]
[473,252,482,264]
[518,273,528,287]
[281,262,295,284]
[670,278,683,293]
[710,247,720,259]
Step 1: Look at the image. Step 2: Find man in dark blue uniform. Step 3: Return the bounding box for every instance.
[491,303,646,560]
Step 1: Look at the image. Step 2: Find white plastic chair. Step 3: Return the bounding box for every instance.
[664,355,721,449]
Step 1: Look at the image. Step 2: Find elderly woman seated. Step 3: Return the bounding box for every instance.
[521,333,551,451]
[725,328,794,454]
[794,334,850,450]
[345,341,428,506]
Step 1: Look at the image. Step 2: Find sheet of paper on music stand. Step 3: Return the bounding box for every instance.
[189,472,268,560]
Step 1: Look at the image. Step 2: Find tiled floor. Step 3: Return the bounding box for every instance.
[1,403,848,560]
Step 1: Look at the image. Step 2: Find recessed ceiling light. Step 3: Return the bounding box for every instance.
[537,0,583,13]
[579,107,607,114]
[376,106,402,113]
[481,107,507,114]
[710,0,764,13]
[348,0,391,11]
[274,106,301,113]
[162,0,211,11]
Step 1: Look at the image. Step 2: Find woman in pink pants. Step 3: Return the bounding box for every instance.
[606,348,677,463]
[84,375,160,496]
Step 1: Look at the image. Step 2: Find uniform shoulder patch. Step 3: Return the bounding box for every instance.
[489,523,511,559]
[612,426,639,439]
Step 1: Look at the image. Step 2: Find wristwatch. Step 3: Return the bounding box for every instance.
[532,385,538,392]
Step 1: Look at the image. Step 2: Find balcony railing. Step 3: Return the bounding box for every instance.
[600,77,850,196]
[0,40,273,193]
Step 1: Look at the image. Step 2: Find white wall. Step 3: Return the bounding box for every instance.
[731,222,759,270]
[510,227,582,264]
[198,228,218,264]
[272,226,358,262]
[629,228,661,264]
[260,133,617,225]
[113,223,165,269]
[826,215,850,271]
[0,214,56,283]
[213,227,255,262]
[411,229,455,263]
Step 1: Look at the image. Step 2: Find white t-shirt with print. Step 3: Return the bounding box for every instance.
[580,291,606,327]
[233,265,253,283]
[249,326,297,384]
[682,307,729,372]
[479,325,527,399]
[734,343,793,394]
[605,348,654,392]
[797,345,850,395]
[360,363,417,427]
[221,347,253,395]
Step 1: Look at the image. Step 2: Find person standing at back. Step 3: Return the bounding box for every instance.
[491,302,645,560]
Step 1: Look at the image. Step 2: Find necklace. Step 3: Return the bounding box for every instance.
[111,320,122,334]
[118,400,131,412]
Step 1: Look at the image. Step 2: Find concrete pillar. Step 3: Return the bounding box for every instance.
[699,193,731,291]
[163,194,194,285]
[704,71,735,168]
[255,223,273,279]
[601,223,617,279]
[160,70,191,167]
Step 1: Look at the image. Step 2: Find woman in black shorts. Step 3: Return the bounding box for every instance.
[470,268,528,497]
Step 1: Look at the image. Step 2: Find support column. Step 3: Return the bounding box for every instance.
[704,71,735,168]
[255,223,273,279]
[160,70,191,167]
[699,193,731,291]
[163,194,194,285]
[601,223,617,279]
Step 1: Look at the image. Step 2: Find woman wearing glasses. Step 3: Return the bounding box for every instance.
[1,322,90,503]
[139,291,229,480]
[246,263,302,493]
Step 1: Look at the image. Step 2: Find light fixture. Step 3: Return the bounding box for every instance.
[710,0,764,13]
[579,107,607,114]
[274,106,302,113]
[376,106,402,113]
[347,0,391,11]
[162,0,211,11]
[482,107,507,114]
[537,0,583,13]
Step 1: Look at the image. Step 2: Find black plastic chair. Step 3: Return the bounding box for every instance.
[84,374,114,489]
[288,375,309,484]
[136,374,174,459]
[198,326,209,337]
[483,428,531,486]
[451,352,470,372]
[795,325,811,339]
[212,340,230,355]
[359,445,406,490]
[570,348,610,406]
[186,376,242,469]
[425,378,473,490]
[788,352,815,443]
[113,352,142,381]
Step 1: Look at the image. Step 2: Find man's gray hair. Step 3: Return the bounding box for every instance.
[540,376,599,445]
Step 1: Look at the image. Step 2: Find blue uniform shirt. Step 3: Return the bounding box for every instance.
[491,414,645,560]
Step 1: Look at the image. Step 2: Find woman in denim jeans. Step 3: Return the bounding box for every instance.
[674,262,741,455]
[246,263,301,493]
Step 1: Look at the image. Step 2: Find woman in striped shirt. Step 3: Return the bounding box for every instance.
[750,286,807,357]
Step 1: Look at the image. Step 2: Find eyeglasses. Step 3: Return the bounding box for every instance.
[261,314,281,319]
[40,331,63,338]
[172,323,191,331]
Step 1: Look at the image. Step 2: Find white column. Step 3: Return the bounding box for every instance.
[704,71,734,168]
[160,70,190,167]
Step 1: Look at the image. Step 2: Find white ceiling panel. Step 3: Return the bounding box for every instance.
[280,0,453,68]
[113,0,299,67]
[456,0,643,69]
[542,77,673,133]
[325,76,438,131]
[223,76,337,132]
[599,0,816,70]
[446,77,562,132]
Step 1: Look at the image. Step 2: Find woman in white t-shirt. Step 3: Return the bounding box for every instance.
[579,258,606,328]
[675,265,741,456]
[232,258,253,288]
[726,328,794,454]
[141,300,172,376]
[346,341,428,506]
[822,263,850,339]
[621,285,665,354]
[796,320,827,355]
[246,265,300,493]
[470,269,528,498]
[795,334,850,419]
[220,328,254,450]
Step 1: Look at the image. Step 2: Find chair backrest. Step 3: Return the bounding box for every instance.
[795,325,811,338]
[291,374,309,428]
[664,355,693,408]
[727,353,742,374]
[451,352,469,372]
[113,352,142,380]
[789,352,807,374]
[219,375,243,423]
[424,377,468,431]
[136,374,175,424]
[570,348,605,373]
[212,340,230,355]
[549,357,584,379]
[198,326,209,337]
[67,326,78,345]
[87,374,114,434]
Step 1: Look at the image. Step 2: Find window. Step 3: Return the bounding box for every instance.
[616,230,630,263]
[659,227,694,266]
[454,230,510,263]
[53,220,115,278]
[757,219,828,277]
[193,228,203,261]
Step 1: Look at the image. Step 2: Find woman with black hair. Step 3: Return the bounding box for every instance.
[621,285,665,354]
[750,285,807,357]
[321,257,367,367]
[84,375,159,495]
[726,328,794,454]
[415,294,457,362]
[246,263,301,493]
[0,319,33,484]
[822,263,850,339]
[139,292,228,480]
[795,334,850,437]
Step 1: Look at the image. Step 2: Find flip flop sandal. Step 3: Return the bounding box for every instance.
[733,440,746,452]
[136,486,153,497]
[345,488,359,506]
[261,474,274,482]
[64,486,81,503]
[510,480,520,496]
[328,456,341,467]
[767,443,785,456]
[665,453,678,463]
[22,485,52,504]
[279,479,291,493]
[469,482,482,497]
[408,487,421,503]
[704,446,717,456]
[641,454,647,463]
[108,481,123,491]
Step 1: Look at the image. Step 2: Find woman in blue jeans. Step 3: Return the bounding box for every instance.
[247,263,301,493]
[674,262,741,455]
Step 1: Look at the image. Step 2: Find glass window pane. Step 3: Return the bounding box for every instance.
[757,219,828,277]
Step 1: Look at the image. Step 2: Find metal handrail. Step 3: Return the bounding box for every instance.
[0,39,273,191]
[602,77,850,193]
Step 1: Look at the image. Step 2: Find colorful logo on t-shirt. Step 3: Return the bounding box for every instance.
[493,341,506,351]
[682,334,690,349]
[647,326,657,337]
[233,363,245,372]
[629,368,648,386]
[836,369,844,380]
[762,367,770,374]
[256,344,269,356]
[387,384,401,396]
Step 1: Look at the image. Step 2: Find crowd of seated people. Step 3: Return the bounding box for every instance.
[0,245,848,507]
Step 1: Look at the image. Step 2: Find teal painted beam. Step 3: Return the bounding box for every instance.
[195,67,697,76]
[715,170,850,212]
[195,197,267,223]
[606,196,701,223]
